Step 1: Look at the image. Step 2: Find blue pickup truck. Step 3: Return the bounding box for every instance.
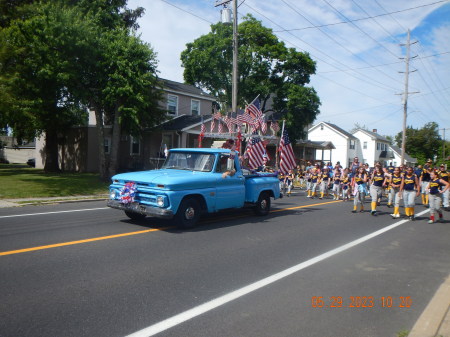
[107,148,280,228]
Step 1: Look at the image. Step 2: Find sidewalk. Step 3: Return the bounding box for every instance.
[0,195,108,208]
[408,273,450,337]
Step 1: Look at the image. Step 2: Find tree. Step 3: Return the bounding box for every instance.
[181,15,320,141]
[395,122,442,164]
[1,1,165,177]
[0,2,95,171]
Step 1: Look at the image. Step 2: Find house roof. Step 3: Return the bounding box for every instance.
[354,128,389,142]
[390,145,417,163]
[154,114,212,132]
[309,122,357,140]
[160,78,216,101]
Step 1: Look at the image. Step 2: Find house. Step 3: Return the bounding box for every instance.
[352,128,393,167]
[34,78,216,172]
[308,122,358,167]
[389,145,417,167]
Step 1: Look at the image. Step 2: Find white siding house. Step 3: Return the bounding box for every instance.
[308,122,359,168]
[352,128,392,167]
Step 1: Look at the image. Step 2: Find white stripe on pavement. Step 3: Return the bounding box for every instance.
[125,209,430,337]
[0,207,109,219]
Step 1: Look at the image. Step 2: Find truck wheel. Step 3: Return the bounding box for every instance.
[254,192,271,216]
[124,210,146,220]
[175,198,201,229]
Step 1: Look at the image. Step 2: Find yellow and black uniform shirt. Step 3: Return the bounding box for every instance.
[372,172,385,187]
[390,174,403,187]
[438,170,449,182]
[311,171,319,183]
[403,174,417,191]
[342,175,349,184]
[334,173,342,184]
[387,165,395,174]
[429,178,444,195]
[421,169,431,182]
[279,173,285,182]
[355,174,366,185]
[321,173,330,182]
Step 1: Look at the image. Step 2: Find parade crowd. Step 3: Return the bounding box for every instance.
[278,157,450,224]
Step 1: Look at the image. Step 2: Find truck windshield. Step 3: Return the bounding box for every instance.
[162,152,215,172]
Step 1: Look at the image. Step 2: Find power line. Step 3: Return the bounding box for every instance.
[273,0,449,32]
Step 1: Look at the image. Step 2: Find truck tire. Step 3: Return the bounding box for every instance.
[254,192,271,216]
[175,198,201,229]
[124,210,146,220]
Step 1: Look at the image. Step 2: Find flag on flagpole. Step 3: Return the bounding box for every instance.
[270,121,280,135]
[248,135,266,169]
[246,97,262,119]
[260,115,267,134]
[279,128,296,174]
[198,118,205,148]
[218,118,223,134]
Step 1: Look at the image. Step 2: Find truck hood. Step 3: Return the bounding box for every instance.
[111,169,218,190]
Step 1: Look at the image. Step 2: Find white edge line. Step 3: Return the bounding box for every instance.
[0,207,109,219]
[125,209,430,337]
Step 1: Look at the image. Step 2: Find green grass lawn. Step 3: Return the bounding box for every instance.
[0,164,110,199]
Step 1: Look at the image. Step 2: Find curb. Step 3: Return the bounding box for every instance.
[408,274,450,337]
[0,196,107,208]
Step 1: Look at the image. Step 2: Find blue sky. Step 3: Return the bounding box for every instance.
[128,0,450,139]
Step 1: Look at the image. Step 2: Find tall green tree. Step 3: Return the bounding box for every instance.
[181,15,320,141]
[395,122,442,164]
[0,2,94,171]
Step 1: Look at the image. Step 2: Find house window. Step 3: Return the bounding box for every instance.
[349,140,355,149]
[363,141,367,149]
[191,99,200,116]
[130,136,140,155]
[167,94,178,115]
[104,138,111,154]
[377,143,380,150]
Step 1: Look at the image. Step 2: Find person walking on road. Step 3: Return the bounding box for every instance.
[389,167,404,218]
[332,168,342,200]
[352,166,368,213]
[420,161,432,207]
[369,164,387,216]
[427,169,450,223]
[401,167,420,220]
[438,164,449,211]
[319,167,330,199]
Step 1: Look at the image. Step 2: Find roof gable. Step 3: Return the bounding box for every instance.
[160,78,215,101]
[354,128,389,142]
[309,122,356,140]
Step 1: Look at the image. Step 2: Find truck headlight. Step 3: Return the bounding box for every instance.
[110,189,118,200]
[156,196,165,207]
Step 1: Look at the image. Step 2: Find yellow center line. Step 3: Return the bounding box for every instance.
[0,200,341,256]
[0,227,169,256]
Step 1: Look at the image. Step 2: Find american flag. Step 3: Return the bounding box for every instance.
[210,117,215,133]
[259,115,267,134]
[270,121,280,135]
[218,119,223,133]
[246,98,262,119]
[248,135,266,169]
[223,115,236,133]
[237,111,257,126]
[279,128,296,174]
[198,120,206,148]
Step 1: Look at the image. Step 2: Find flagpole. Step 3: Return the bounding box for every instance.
[276,120,285,170]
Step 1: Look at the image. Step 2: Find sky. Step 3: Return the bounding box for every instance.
[127,0,450,139]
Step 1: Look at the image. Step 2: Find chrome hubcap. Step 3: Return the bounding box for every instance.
[185,206,195,220]
[260,199,267,209]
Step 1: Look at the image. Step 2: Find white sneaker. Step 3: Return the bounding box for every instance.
[391,213,400,219]
[428,219,434,224]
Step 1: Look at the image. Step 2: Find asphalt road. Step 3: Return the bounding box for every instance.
[1,191,449,337]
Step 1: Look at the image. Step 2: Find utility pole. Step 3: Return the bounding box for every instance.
[398,29,418,165]
[215,0,238,114]
[440,128,450,162]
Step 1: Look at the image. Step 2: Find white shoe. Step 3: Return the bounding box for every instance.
[391,213,400,219]
[428,219,434,224]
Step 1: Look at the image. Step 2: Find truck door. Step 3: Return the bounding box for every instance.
[215,154,245,209]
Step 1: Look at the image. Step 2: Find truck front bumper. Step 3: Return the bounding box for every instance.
[107,200,174,219]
